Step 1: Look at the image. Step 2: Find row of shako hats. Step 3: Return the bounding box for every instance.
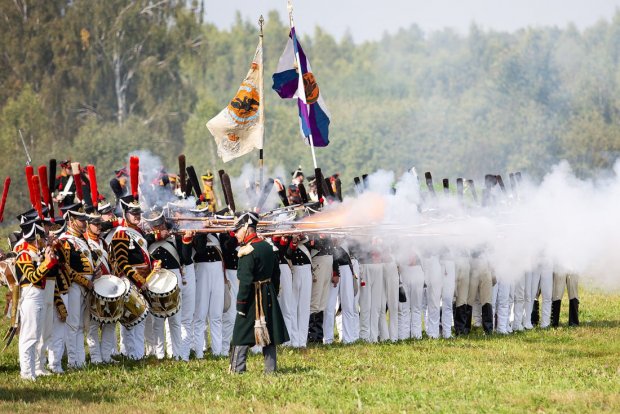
[11,197,116,245]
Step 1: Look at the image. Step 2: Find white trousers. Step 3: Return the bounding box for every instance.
[337,264,359,343]
[65,282,87,368]
[441,260,456,339]
[48,294,67,372]
[398,264,425,339]
[532,264,553,327]
[493,280,512,334]
[323,264,358,344]
[352,259,361,337]
[193,262,224,357]
[290,264,312,347]
[455,258,471,307]
[86,318,117,363]
[120,318,145,360]
[310,255,333,313]
[154,269,184,359]
[85,289,116,363]
[19,285,45,379]
[221,268,238,356]
[35,279,55,373]
[379,262,399,341]
[522,271,534,329]
[277,264,294,346]
[179,264,196,361]
[323,279,339,344]
[359,263,384,343]
[423,256,442,339]
[512,272,527,331]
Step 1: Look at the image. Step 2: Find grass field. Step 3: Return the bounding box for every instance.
[0,291,618,413]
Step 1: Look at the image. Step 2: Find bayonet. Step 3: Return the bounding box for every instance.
[18,129,32,166]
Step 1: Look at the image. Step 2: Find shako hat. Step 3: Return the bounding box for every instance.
[233,211,259,231]
[120,194,142,214]
[60,202,86,219]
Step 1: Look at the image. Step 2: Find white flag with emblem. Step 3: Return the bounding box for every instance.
[207,42,264,163]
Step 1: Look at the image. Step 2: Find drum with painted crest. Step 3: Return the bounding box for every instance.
[144,268,181,318]
[89,274,127,323]
[119,278,149,328]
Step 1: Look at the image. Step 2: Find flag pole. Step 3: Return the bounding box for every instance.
[308,134,318,169]
[258,14,265,190]
[288,0,319,169]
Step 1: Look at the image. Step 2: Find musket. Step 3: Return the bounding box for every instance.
[259,228,351,237]
[173,227,234,235]
[172,216,305,227]
[18,129,32,166]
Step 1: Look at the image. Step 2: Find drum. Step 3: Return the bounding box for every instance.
[119,278,149,329]
[144,268,181,318]
[89,274,127,324]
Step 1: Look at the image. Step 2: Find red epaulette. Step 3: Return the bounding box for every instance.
[114,229,128,239]
[16,251,30,262]
[14,242,28,254]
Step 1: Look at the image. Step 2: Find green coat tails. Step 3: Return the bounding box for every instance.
[232,238,290,346]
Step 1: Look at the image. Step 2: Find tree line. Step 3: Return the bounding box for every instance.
[2,1,620,225]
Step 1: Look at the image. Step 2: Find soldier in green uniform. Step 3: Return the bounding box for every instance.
[229,212,289,374]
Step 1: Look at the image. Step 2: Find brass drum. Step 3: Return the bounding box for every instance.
[89,274,127,324]
[144,268,181,318]
[119,278,149,328]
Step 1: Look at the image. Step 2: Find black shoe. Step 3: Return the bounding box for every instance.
[481,303,493,334]
[551,300,561,327]
[531,299,540,326]
[568,298,579,326]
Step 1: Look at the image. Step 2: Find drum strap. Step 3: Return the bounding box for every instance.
[298,244,312,263]
[206,234,224,256]
[87,239,110,274]
[148,239,181,268]
[59,233,94,268]
[118,227,152,268]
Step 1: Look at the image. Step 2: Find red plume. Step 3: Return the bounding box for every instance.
[87,165,99,208]
[71,162,84,203]
[31,175,44,220]
[25,165,35,206]
[130,156,139,198]
[0,177,11,223]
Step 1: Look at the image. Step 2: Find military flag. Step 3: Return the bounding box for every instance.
[207,42,264,163]
[272,26,331,147]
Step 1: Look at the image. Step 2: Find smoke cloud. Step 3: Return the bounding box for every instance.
[316,160,620,291]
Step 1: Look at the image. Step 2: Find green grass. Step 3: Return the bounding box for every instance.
[0,291,619,413]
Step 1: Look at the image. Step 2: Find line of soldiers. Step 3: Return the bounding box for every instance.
[4,164,580,380]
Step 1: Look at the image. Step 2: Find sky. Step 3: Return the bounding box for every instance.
[203,0,620,42]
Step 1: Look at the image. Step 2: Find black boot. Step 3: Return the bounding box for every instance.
[315,311,324,342]
[453,305,464,336]
[307,313,319,343]
[568,298,580,326]
[551,300,561,328]
[464,305,473,335]
[531,299,540,326]
[481,303,494,334]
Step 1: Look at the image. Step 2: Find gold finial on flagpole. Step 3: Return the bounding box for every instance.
[259,15,264,36]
